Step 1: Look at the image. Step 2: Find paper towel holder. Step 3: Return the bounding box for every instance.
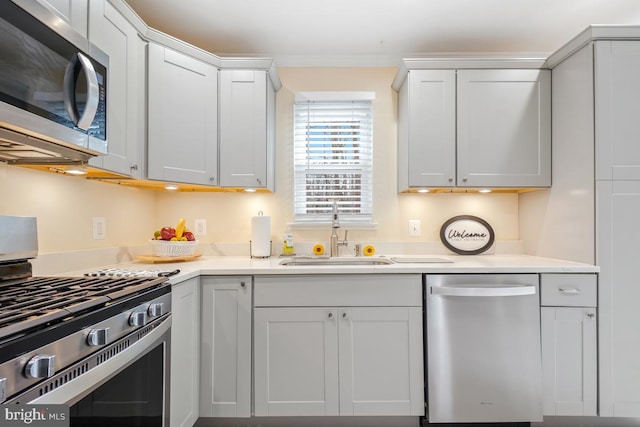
[250,240,273,258]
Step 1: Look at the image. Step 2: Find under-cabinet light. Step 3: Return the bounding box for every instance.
[64,166,88,175]
[164,184,179,191]
[478,188,492,193]
[244,188,257,193]
[417,188,430,193]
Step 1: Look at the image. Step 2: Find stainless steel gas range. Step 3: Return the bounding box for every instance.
[0,216,172,426]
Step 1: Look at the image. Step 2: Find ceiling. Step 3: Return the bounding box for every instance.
[123,0,640,66]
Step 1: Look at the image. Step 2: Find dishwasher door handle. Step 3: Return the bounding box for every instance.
[431,284,536,297]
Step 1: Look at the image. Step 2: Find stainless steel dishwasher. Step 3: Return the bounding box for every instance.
[425,274,543,423]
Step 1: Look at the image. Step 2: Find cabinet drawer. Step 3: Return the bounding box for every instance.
[254,274,422,307]
[541,274,597,307]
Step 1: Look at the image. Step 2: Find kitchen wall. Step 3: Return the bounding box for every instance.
[1,67,520,256]
[0,162,155,253]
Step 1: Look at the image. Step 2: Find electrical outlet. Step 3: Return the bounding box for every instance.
[93,217,106,240]
[409,219,421,237]
[194,219,207,236]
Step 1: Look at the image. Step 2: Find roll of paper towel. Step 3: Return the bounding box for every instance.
[251,213,271,257]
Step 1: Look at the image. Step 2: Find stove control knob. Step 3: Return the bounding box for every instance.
[129,311,147,327]
[25,355,56,379]
[87,328,110,346]
[148,303,164,317]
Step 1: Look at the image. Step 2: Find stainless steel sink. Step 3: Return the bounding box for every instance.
[279,256,395,266]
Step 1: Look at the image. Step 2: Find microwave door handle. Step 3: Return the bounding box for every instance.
[63,55,80,125]
[431,285,537,297]
[75,52,100,130]
[62,53,100,131]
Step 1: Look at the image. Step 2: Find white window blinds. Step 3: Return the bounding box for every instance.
[293,95,373,224]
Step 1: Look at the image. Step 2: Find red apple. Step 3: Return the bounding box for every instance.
[183,231,195,241]
[160,227,176,241]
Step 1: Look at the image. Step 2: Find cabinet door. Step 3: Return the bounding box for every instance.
[254,307,339,416]
[148,43,218,185]
[457,69,551,188]
[338,307,424,416]
[597,180,640,416]
[541,307,597,416]
[399,70,456,189]
[88,0,143,177]
[219,70,270,188]
[41,0,87,37]
[595,41,640,180]
[200,277,252,417]
[170,277,200,427]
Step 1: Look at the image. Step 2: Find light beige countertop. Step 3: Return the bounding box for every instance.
[60,254,598,285]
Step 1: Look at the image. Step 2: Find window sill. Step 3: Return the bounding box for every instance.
[287,221,378,231]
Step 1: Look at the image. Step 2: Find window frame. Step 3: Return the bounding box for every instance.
[290,91,377,230]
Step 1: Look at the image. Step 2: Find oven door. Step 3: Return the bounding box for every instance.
[24,316,171,427]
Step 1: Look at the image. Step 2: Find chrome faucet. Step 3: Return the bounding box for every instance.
[330,201,348,257]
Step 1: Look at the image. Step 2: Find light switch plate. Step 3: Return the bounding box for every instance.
[409,219,421,237]
[93,217,106,240]
[194,219,207,236]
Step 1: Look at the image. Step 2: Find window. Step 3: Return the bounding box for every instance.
[293,92,374,226]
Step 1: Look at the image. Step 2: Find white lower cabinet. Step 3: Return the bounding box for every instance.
[254,307,339,416]
[170,277,200,427]
[200,276,252,418]
[540,274,597,416]
[253,274,424,417]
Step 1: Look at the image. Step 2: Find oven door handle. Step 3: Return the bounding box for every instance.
[63,52,100,131]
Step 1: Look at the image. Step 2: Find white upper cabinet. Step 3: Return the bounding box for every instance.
[219,69,276,190]
[398,70,456,189]
[595,41,640,181]
[457,69,551,188]
[147,42,218,185]
[87,0,145,177]
[39,0,87,37]
[396,66,551,191]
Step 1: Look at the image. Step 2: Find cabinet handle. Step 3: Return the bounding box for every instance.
[210,177,216,182]
[342,312,348,319]
[586,312,596,319]
[257,177,262,185]
[328,312,334,319]
[462,177,468,183]
[559,287,582,295]
[240,281,246,288]
[130,164,138,171]
[448,177,454,183]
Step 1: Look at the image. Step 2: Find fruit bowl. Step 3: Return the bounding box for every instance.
[150,240,198,257]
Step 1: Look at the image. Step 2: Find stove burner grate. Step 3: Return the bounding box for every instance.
[0,275,166,340]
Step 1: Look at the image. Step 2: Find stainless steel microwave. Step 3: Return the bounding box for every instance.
[0,0,108,163]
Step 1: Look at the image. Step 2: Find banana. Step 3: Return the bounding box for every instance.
[175,218,186,239]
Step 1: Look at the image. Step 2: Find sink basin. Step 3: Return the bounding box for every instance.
[279,256,395,266]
